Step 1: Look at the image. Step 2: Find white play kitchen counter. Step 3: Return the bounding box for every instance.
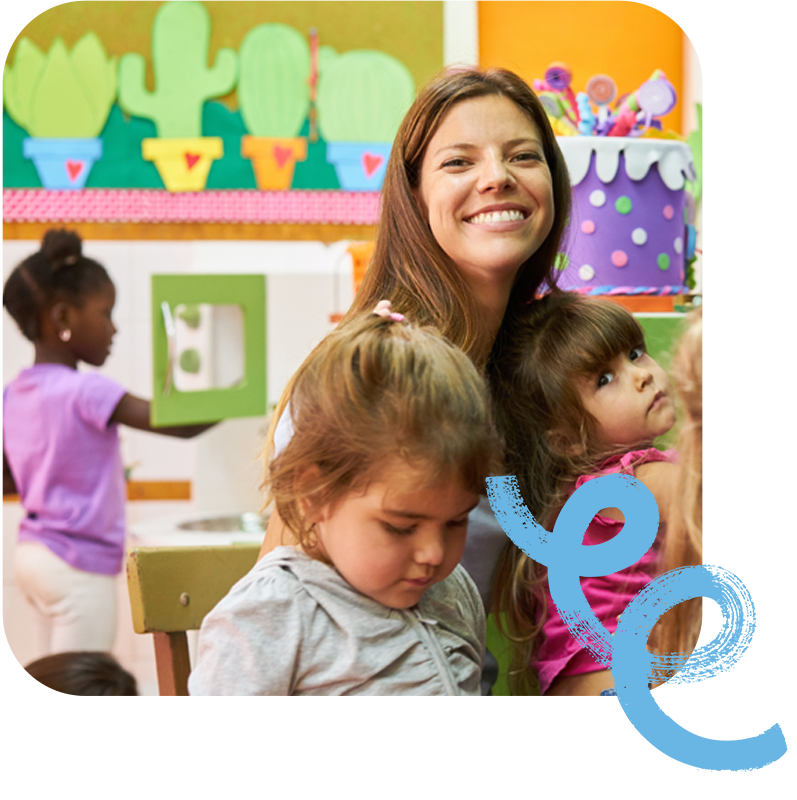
[129,511,270,548]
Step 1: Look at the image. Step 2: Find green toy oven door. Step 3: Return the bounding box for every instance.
[151,274,266,426]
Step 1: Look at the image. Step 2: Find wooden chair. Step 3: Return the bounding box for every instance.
[126,543,260,696]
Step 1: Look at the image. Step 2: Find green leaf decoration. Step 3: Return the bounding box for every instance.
[30,38,97,138]
[3,38,46,132]
[239,23,310,138]
[317,50,415,142]
[3,33,116,138]
[685,102,702,205]
[71,32,118,137]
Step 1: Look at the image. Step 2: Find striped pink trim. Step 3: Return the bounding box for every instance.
[2,189,382,225]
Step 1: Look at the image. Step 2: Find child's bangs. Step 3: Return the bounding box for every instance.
[566,302,645,375]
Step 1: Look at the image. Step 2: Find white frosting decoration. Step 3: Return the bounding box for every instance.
[632,228,648,245]
[579,265,595,281]
[589,190,606,207]
[557,137,697,190]
[674,237,683,254]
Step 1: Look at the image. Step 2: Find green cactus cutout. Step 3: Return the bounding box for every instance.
[685,102,702,205]
[3,33,116,138]
[317,50,415,142]
[118,1,237,138]
[239,23,310,138]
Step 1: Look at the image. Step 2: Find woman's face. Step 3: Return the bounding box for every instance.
[418,94,555,290]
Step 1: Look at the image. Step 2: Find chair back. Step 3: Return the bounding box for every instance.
[126,544,260,695]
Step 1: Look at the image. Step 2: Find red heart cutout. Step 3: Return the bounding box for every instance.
[273,145,293,169]
[362,152,384,179]
[185,152,200,170]
[65,160,84,181]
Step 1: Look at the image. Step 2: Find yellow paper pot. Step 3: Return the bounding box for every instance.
[142,137,223,192]
[241,136,307,190]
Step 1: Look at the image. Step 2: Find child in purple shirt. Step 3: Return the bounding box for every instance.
[3,229,213,654]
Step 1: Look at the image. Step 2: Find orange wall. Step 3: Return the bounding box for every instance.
[479,2,684,134]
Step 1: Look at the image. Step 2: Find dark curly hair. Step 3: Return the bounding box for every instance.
[3,229,111,341]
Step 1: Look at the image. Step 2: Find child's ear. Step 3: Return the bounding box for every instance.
[49,301,70,329]
[548,428,585,458]
[295,465,326,524]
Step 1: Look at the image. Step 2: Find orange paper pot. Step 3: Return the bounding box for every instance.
[142,137,223,192]
[241,136,307,190]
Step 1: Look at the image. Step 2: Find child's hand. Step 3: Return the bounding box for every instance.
[372,300,405,322]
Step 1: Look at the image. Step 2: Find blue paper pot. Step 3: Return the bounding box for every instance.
[326,142,391,191]
[22,138,103,190]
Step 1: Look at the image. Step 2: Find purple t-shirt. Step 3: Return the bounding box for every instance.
[3,364,128,575]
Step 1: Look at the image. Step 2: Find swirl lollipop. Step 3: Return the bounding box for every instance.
[637,77,677,117]
[544,62,579,124]
[586,73,617,128]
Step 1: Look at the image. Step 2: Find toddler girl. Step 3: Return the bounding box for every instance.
[488,290,679,695]
[3,229,211,654]
[189,312,501,695]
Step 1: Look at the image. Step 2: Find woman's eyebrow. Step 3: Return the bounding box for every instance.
[432,137,542,159]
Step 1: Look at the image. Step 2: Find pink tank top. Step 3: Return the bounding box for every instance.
[532,447,677,695]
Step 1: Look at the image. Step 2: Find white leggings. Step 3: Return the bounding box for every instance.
[14,541,118,654]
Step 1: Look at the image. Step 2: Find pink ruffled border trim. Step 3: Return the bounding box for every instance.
[2,189,382,225]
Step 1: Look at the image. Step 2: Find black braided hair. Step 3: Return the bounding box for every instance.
[3,229,111,341]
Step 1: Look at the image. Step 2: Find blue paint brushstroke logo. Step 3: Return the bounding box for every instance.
[486,472,787,771]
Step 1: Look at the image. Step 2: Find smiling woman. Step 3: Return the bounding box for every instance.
[250,68,573,694]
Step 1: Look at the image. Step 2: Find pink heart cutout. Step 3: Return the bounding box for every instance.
[185,152,200,170]
[362,152,384,179]
[65,160,84,181]
[273,145,293,169]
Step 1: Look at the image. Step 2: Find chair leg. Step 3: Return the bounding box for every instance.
[153,631,191,696]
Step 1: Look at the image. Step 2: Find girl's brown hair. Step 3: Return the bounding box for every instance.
[487,291,650,694]
[266,313,501,550]
[652,307,702,662]
[25,651,138,696]
[348,66,572,366]
[3,229,111,341]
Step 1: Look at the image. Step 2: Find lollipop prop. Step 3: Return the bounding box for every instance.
[544,62,580,125]
[535,63,679,138]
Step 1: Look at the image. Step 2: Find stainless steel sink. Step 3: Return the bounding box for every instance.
[177,512,268,534]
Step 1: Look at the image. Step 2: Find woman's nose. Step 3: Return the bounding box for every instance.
[477,153,514,192]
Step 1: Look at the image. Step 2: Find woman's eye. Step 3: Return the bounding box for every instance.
[597,372,613,388]
[442,158,469,169]
[512,151,543,163]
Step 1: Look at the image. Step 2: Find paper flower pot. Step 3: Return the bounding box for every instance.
[326,142,391,191]
[22,138,102,189]
[142,137,223,192]
[241,136,307,190]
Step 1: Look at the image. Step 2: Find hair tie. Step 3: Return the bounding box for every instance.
[64,255,78,266]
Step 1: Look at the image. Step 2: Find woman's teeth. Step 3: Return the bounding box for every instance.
[466,209,526,224]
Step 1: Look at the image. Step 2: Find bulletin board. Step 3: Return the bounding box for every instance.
[3,1,443,240]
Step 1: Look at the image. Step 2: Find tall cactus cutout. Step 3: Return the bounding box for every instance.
[239,23,310,138]
[118,1,237,138]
